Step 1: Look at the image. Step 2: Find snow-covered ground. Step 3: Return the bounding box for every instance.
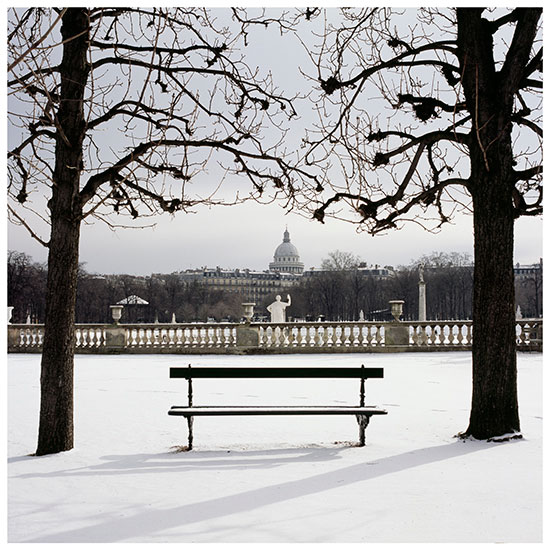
[7,352,543,543]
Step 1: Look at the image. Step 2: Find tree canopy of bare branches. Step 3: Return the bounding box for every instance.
[294,8,542,231]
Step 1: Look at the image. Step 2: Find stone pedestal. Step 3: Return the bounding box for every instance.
[236,324,260,348]
[105,324,126,350]
[7,325,20,349]
[385,322,409,346]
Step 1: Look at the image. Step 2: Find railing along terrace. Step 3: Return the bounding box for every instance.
[124,323,237,349]
[8,319,542,353]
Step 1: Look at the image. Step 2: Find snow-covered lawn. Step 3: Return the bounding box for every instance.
[8,352,543,543]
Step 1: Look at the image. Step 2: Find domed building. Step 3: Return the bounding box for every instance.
[269,228,304,275]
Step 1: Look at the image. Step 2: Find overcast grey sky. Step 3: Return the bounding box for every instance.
[6,7,544,275]
[8,198,542,275]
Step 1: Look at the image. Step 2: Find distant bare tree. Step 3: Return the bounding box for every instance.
[7,251,47,323]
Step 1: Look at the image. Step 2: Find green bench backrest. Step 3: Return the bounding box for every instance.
[170,366,383,379]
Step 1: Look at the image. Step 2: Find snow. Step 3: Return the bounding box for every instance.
[7,351,543,543]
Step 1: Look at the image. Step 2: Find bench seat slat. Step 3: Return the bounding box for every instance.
[170,367,384,379]
[168,406,388,416]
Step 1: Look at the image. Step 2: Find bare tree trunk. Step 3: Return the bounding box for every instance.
[466,177,520,439]
[456,8,521,440]
[36,9,89,456]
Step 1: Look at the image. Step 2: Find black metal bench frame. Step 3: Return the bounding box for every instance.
[168,365,387,450]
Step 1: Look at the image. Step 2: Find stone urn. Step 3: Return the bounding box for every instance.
[389,300,405,322]
[110,305,124,324]
[242,302,255,323]
[8,306,14,324]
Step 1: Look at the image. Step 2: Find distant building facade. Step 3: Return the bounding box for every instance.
[514,259,542,280]
[178,267,300,303]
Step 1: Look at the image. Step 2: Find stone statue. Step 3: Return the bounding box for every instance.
[267,294,291,323]
[419,263,425,284]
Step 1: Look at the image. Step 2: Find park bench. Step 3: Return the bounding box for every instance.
[168,365,387,450]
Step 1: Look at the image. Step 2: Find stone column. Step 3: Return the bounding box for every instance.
[418,280,427,321]
[418,263,426,321]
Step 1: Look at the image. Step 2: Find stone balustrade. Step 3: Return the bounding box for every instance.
[7,319,542,354]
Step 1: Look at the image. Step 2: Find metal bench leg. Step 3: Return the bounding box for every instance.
[356,414,370,446]
[186,415,194,450]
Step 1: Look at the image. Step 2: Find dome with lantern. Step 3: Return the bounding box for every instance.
[269,228,304,274]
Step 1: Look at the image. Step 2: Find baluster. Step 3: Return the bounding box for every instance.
[524,323,532,346]
[449,324,456,345]
[344,325,351,346]
[443,324,450,345]
[330,326,338,347]
[314,326,322,348]
[295,326,302,347]
[367,326,375,346]
[270,326,278,347]
[357,324,364,347]
[282,326,290,347]
[322,326,330,347]
[285,326,292,347]
[459,324,467,345]
[411,325,419,346]
[350,324,357,346]
[305,326,312,347]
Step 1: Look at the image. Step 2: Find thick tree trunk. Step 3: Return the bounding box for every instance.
[36,215,81,455]
[466,180,520,439]
[36,9,89,456]
[457,8,521,440]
